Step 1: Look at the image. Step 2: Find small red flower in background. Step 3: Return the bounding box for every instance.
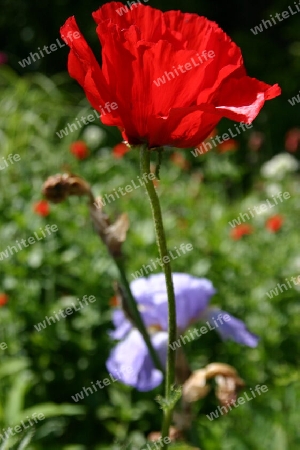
[33,200,50,217]
[248,131,264,151]
[70,141,89,159]
[0,293,8,307]
[61,3,280,150]
[285,128,300,153]
[230,224,253,240]
[109,296,119,308]
[217,139,239,153]
[113,143,130,159]
[265,215,283,233]
[170,152,191,170]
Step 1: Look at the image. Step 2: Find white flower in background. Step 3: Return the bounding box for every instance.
[82,125,106,147]
[261,153,299,179]
[264,182,283,198]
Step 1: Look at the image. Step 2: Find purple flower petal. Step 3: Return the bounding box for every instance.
[172,274,216,331]
[204,308,259,347]
[106,329,167,391]
[109,309,132,340]
[130,273,216,331]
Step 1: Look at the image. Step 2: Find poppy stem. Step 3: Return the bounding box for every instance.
[140,145,177,446]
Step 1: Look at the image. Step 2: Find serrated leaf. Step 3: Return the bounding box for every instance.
[156,385,182,411]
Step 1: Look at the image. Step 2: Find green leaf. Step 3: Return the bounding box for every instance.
[16,429,35,450]
[0,360,29,380]
[16,403,85,423]
[4,371,33,425]
[155,385,182,411]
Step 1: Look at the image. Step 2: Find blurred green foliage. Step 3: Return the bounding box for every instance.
[0,63,300,449]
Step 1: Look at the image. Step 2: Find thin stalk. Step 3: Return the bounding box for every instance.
[88,189,163,374]
[115,257,164,374]
[140,146,177,446]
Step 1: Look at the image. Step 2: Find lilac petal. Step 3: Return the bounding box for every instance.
[130,273,216,332]
[172,274,216,331]
[204,308,259,347]
[106,329,167,391]
[109,309,132,340]
[131,274,168,330]
[130,276,158,304]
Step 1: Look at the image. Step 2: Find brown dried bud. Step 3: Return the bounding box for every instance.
[182,369,211,403]
[90,204,129,258]
[44,173,129,257]
[215,374,245,407]
[105,213,129,257]
[90,202,111,238]
[182,362,245,407]
[204,363,242,380]
[42,173,92,203]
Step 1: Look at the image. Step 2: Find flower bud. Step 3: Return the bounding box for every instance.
[182,369,211,403]
[90,205,129,258]
[182,362,245,406]
[42,173,91,203]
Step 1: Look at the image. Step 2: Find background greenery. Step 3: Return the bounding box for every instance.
[1,0,300,449]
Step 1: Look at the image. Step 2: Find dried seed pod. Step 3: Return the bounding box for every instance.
[42,173,91,203]
[182,362,245,406]
[182,369,211,403]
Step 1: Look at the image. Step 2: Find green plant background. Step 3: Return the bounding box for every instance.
[1,0,300,449]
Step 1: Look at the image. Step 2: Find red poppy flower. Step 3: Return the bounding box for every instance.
[33,200,50,217]
[0,293,8,307]
[60,3,281,150]
[217,139,239,153]
[109,295,119,308]
[230,224,253,240]
[70,141,89,159]
[113,142,130,159]
[265,215,283,233]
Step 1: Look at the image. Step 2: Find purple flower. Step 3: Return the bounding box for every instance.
[107,329,168,391]
[109,309,132,340]
[203,308,259,348]
[107,273,258,391]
